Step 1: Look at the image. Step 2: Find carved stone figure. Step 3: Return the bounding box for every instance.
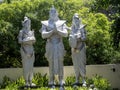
[40,6,68,87]
[18,16,36,87]
[69,13,87,87]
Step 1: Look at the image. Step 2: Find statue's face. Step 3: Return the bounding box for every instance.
[23,20,28,28]
[22,17,30,30]
[50,10,58,20]
[74,17,80,27]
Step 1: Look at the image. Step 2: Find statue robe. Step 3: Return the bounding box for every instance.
[18,30,35,81]
[69,25,86,77]
[41,20,68,75]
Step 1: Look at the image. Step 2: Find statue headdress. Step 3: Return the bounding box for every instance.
[49,5,57,14]
[22,16,31,30]
[49,5,59,22]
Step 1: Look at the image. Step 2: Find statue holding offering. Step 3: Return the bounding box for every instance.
[69,13,87,87]
[18,16,36,87]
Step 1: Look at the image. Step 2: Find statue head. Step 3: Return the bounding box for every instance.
[49,6,59,21]
[72,13,81,28]
[22,16,31,30]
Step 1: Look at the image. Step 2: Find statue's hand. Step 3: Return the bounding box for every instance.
[75,33,81,38]
[27,54,31,57]
[72,48,79,53]
[27,54,33,58]
[22,41,32,45]
[53,29,58,34]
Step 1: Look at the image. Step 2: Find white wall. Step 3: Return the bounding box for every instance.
[0,64,120,89]
[86,64,120,89]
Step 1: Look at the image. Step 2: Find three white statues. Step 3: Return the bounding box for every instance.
[18,16,36,87]
[18,6,86,88]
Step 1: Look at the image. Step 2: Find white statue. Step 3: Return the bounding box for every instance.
[40,6,68,87]
[18,16,36,87]
[69,13,87,87]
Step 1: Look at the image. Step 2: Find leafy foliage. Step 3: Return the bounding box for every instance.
[89,75,111,90]
[111,17,120,49]
[0,0,118,67]
[77,7,113,64]
[90,0,120,63]
[0,73,111,90]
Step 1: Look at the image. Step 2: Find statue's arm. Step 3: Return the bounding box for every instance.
[18,30,23,44]
[41,25,53,39]
[57,24,68,37]
[81,28,86,41]
[73,28,86,41]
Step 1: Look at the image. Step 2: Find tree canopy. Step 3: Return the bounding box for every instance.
[0,0,119,68]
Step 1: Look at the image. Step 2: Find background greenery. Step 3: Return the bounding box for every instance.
[0,0,120,68]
